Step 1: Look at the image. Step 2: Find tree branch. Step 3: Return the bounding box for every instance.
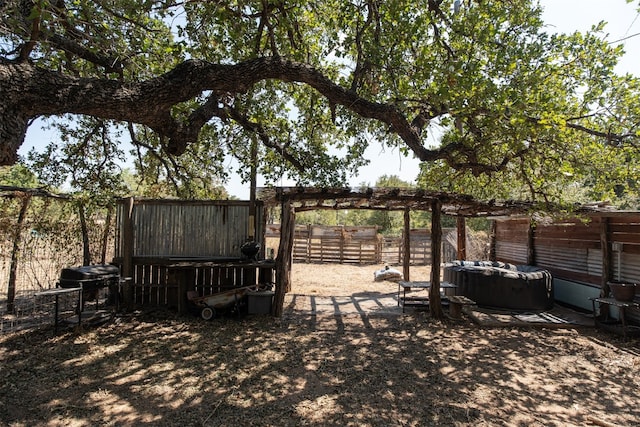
[2,56,436,164]
[2,55,634,171]
[224,105,306,172]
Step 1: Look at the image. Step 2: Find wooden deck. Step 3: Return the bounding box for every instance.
[284,292,594,330]
[466,304,594,328]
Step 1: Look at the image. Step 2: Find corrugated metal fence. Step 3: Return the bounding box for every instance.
[116,199,263,259]
[495,214,640,322]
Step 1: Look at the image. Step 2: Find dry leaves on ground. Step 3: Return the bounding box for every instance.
[1,263,639,427]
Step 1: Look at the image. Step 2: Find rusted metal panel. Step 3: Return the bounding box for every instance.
[116,199,263,259]
[495,241,528,264]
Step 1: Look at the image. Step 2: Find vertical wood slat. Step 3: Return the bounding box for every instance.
[601,217,611,298]
[527,219,535,265]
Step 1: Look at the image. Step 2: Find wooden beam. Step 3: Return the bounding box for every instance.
[600,217,611,298]
[121,197,135,309]
[403,207,410,281]
[430,199,444,319]
[489,220,497,261]
[456,216,466,260]
[527,219,536,265]
[274,200,295,316]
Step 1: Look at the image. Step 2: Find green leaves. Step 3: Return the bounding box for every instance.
[3,0,640,207]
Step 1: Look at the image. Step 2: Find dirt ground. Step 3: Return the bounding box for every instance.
[1,263,640,427]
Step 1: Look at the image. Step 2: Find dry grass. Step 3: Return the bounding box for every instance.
[291,263,431,296]
[1,263,640,427]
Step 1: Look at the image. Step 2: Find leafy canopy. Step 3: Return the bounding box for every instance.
[1,1,639,204]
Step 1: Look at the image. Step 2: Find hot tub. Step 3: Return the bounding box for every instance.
[443,260,553,311]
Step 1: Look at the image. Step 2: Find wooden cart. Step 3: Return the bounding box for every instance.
[187,286,252,320]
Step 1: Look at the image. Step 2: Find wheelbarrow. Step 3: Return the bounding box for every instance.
[187,286,252,320]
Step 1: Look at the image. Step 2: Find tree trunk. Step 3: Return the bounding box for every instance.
[7,194,31,314]
[121,197,135,309]
[249,136,258,240]
[100,206,113,264]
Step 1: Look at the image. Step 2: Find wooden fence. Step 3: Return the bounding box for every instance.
[114,198,269,310]
[119,258,273,311]
[115,198,265,259]
[382,229,437,265]
[293,225,380,264]
[266,224,455,265]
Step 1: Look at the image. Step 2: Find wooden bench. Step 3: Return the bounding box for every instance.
[448,295,476,319]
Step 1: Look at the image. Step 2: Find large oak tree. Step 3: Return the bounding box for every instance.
[1,0,640,201]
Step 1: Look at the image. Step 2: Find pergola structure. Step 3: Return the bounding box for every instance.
[259,186,547,318]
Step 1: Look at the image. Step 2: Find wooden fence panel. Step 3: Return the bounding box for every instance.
[267,224,459,265]
[123,258,273,309]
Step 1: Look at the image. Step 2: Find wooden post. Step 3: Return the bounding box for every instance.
[375,225,382,264]
[456,216,466,260]
[339,225,345,264]
[600,217,611,298]
[403,208,411,281]
[171,266,195,315]
[430,199,444,319]
[306,224,311,263]
[527,219,536,265]
[274,200,295,316]
[489,220,497,261]
[121,197,135,309]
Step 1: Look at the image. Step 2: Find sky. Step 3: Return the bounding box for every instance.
[19,0,640,199]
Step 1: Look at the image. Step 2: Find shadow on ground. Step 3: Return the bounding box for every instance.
[1,300,639,427]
